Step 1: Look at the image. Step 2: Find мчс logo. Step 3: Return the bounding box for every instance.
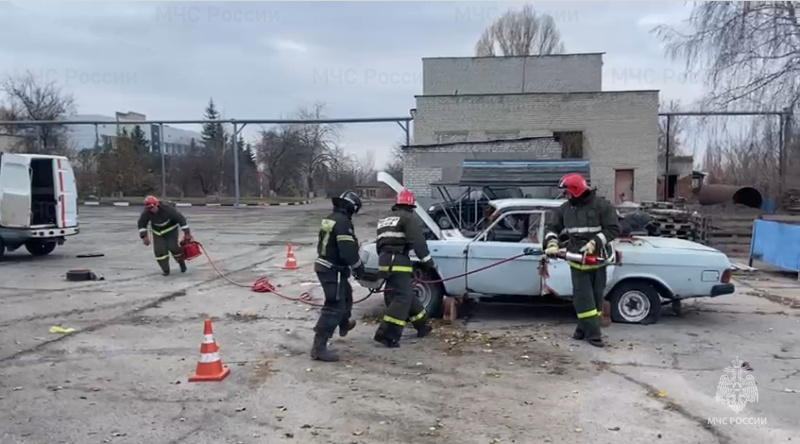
[714,357,759,413]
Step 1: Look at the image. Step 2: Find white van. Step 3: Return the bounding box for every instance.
[0,153,79,258]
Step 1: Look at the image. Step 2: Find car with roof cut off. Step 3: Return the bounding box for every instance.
[355,172,735,325]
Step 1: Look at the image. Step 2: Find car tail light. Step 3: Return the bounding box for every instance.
[721,269,732,283]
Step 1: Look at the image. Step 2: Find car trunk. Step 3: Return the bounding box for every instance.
[637,236,722,253]
[30,158,58,226]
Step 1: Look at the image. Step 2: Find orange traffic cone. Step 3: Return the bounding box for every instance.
[282,243,299,270]
[188,319,231,382]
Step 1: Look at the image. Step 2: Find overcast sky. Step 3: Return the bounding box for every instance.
[0,1,706,167]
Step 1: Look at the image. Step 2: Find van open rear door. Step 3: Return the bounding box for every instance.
[0,153,32,228]
[54,157,78,228]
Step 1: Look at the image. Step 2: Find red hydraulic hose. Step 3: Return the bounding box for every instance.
[194,242,529,306]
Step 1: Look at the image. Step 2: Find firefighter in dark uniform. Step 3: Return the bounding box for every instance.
[138,196,192,276]
[310,190,365,362]
[373,189,434,348]
[543,174,619,348]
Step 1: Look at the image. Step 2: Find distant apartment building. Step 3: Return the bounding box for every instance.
[65,111,203,155]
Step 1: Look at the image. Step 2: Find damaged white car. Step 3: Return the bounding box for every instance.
[355,172,735,325]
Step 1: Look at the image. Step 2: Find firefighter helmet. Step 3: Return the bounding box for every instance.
[332,190,362,215]
[557,173,590,198]
[396,189,416,207]
[144,195,160,208]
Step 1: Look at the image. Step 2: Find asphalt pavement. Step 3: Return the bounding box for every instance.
[0,203,797,444]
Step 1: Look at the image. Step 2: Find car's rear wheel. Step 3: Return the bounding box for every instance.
[607,281,661,325]
[0,237,5,259]
[25,239,57,256]
[413,268,445,318]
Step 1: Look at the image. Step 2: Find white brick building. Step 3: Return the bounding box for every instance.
[404,53,659,203]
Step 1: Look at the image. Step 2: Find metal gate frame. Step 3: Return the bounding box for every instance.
[0,116,413,205]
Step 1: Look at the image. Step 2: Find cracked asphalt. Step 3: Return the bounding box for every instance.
[0,202,798,444]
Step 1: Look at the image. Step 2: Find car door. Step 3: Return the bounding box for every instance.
[0,153,33,228]
[465,211,543,296]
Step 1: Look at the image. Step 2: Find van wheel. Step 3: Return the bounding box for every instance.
[607,281,661,325]
[413,268,445,318]
[25,240,57,256]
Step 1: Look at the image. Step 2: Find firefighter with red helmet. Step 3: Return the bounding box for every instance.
[544,174,619,347]
[137,196,192,276]
[373,189,434,348]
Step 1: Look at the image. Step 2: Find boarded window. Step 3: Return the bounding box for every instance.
[554,131,583,158]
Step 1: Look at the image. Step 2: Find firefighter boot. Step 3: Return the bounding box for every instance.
[339,319,356,337]
[178,260,187,273]
[373,324,401,348]
[310,334,340,362]
[572,327,585,340]
[414,322,433,338]
[158,261,170,276]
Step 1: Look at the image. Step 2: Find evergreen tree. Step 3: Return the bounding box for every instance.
[189,138,197,152]
[130,125,149,154]
[201,98,224,148]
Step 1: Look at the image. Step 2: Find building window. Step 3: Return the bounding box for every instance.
[485,130,520,141]
[435,131,468,144]
[554,131,584,158]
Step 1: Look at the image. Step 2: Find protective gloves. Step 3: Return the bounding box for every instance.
[580,240,596,255]
[544,241,559,256]
[142,236,151,246]
[352,264,366,280]
[183,232,193,243]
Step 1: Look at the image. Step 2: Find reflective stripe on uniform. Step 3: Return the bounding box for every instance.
[379,265,413,273]
[382,315,406,326]
[544,232,558,241]
[337,235,355,242]
[155,254,170,261]
[316,258,334,268]
[181,224,189,230]
[377,232,406,239]
[577,308,598,319]
[419,255,432,263]
[409,310,426,322]
[565,226,602,234]
[138,228,148,234]
[596,232,607,246]
[152,224,178,236]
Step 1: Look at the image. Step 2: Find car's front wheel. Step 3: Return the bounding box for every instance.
[413,268,445,318]
[607,281,662,325]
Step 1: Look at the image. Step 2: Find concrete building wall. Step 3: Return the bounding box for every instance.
[422,54,603,96]
[403,138,562,197]
[411,91,659,202]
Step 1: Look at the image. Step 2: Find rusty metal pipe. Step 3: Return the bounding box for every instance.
[697,184,763,208]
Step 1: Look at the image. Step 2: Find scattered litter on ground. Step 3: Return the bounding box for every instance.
[49,326,76,334]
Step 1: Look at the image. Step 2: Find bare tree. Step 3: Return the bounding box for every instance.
[384,142,404,183]
[475,5,565,57]
[1,70,76,154]
[294,102,341,197]
[254,126,305,195]
[658,99,686,157]
[654,2,800,110]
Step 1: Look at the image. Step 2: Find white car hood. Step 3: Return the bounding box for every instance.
[377,171,443,240]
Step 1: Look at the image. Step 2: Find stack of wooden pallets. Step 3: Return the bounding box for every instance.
[638,201,709,244]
